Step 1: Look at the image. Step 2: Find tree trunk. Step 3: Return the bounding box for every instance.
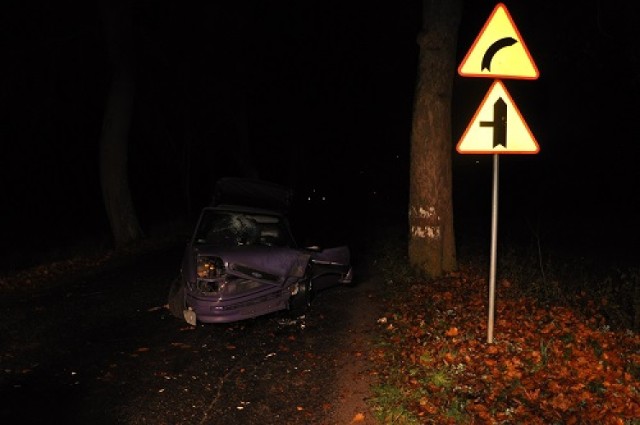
[99,0,143,248]
[408,0,461,278]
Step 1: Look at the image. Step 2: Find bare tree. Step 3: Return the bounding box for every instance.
[98,0,143,248]
[408,0,462,278]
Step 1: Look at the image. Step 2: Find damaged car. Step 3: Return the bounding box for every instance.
[167,178,353,325]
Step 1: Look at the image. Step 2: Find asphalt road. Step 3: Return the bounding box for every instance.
[0,245,382,424]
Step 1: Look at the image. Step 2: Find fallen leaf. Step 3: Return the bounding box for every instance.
[524,388,540,401]
[445,327,458,337]
[484,359,497,367]
[351,412,365,422]
[443,352,455,364]
[500,278,511,288]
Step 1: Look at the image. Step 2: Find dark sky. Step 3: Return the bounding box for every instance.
[3,1,640,269]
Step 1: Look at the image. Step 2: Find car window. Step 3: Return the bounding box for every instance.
[194,210,293,247]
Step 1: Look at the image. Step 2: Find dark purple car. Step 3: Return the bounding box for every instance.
[167,178,353,325]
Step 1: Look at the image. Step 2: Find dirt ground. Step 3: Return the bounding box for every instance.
[321,270,383,425]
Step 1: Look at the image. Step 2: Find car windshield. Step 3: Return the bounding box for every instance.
[194,209,294,248]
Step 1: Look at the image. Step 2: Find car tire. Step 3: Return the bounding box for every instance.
[289,278,313,318]
[167,276,186,319]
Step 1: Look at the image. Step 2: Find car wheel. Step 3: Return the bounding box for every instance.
[167,276,186,319]
[289,278,313,317]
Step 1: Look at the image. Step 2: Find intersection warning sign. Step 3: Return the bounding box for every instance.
[458,3,539,80]
[456,3,540,344]
[456,80,539,154]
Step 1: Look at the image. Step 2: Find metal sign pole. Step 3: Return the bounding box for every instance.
[456,2,539,344]
[487,153,499,343]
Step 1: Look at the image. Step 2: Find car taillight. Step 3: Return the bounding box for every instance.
[196,256,225,279]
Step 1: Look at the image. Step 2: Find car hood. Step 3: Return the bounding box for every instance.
[193,245,310,278]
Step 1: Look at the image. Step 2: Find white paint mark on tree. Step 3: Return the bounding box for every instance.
[410,206,441,239]
[411,225,441,240]
[417,206,436,219]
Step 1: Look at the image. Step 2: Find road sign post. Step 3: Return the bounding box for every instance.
[456,3,539,343]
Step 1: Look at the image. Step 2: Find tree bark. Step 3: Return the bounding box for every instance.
[99,0,143,248]
[408,0,461,278]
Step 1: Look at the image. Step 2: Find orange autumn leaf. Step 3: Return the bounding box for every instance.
[524,388,540,401]
[443,352,455,364]
[549,393,571,411]
[505,368,522,380]
[486,345,499,354]
[541,322,555,334]
[350,412,365,423]
[445,327,458,337]
[418,399,438,415]
[484,358,497,367]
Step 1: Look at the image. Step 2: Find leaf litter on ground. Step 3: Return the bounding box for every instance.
[370,265,640,424]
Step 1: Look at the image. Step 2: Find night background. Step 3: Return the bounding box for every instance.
[3,0,640,272]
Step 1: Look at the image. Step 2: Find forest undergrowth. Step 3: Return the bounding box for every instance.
[368,236,640,424]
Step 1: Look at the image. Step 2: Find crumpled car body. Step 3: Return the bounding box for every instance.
[167,179,353,325]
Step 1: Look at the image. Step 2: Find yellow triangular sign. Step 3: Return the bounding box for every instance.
[457,80,539,154]
[458,3,539,80]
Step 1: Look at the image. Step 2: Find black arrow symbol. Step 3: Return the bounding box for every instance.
[481,37,517,71]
